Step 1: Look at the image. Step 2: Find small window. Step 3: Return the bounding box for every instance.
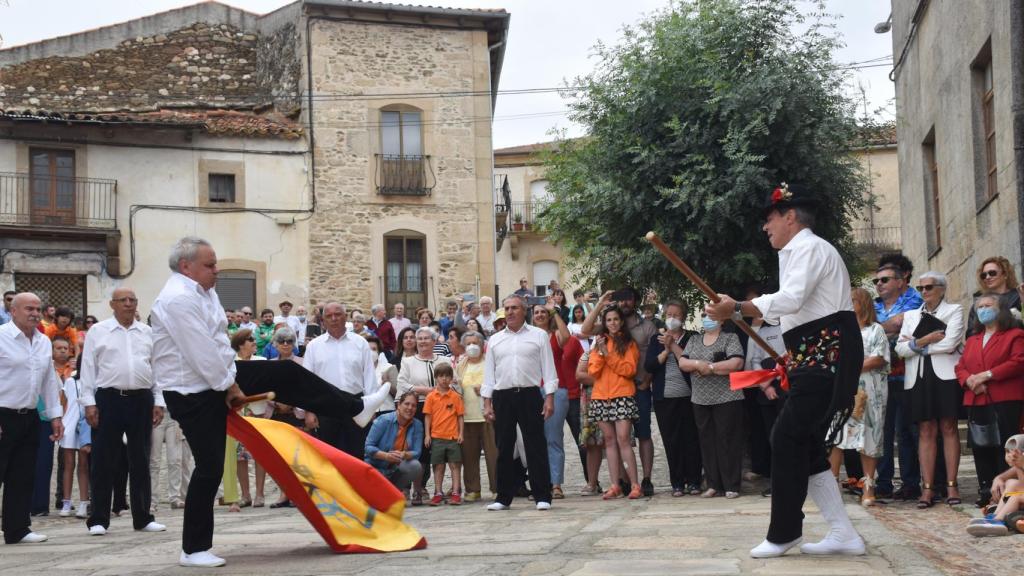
[922,129,941,257]
[381,110,422,157]
[208,174,236,203]
[972,39,997,206]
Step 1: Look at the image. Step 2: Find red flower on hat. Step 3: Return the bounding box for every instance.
[771,182,792,204]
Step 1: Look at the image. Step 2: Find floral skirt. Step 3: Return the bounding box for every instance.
[589,396,640,423]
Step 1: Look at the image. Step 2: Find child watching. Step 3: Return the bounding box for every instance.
[967,433,1024,537]
[423,362,464,506]
[58,374,91,518]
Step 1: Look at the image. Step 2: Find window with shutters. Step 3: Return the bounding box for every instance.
[972,39,997,209]
[375,107,434,195]
[217,270,257,312]
[384,231,426,311]
[922,129,941,258]
[198,159,245,207]
[208,174,236,203]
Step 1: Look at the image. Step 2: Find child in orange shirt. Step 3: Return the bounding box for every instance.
[423,362,465,506]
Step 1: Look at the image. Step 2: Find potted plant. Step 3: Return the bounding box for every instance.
[512,211,524,231]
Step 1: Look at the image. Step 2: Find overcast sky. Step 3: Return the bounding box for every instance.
[0,0,895,149]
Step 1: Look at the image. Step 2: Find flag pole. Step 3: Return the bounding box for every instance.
[232,391,276,408]
[644,231,784,364]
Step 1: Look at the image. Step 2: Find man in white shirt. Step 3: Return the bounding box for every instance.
[0,292,63,544]
[388,302,411,335]
[151,237,245,568]
[238,306,258,332]
[304,302,379,458]
[274,300,303,342]
[79,287,166,537]
[481,294,558,511]
[477,296,497,336]
[707,183,865,559]
[294,305,308,347]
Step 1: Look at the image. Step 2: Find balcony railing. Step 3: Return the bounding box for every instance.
[509,200,548,233]
[851,226,901,249]
[0,172,117,229]
[375,154,435,196]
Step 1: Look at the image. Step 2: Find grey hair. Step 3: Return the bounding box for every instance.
[371,304,385,315]
[975,293,1002,308]
[415,326,438,341]
[792,206,816,229]
[918,271,947,287]
[351,312,366,322]
[168,237,212,272]
[272,326,297,343]
[460,330,484,345]
[479,296,493,305]
[502,294,526,308]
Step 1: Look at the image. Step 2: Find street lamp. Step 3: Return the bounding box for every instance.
[874,14,892,34]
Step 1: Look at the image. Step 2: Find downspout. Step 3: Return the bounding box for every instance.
[1011,0,1024,266]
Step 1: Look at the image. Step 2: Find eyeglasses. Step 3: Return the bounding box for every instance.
[277,339,295,345]
[245,337,255,342]
[980,270,1001,279]
[872,276,895,286]
[112,297,139,304]
[915,284,940,292]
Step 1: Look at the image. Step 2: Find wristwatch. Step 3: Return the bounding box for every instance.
[732,301,744,321]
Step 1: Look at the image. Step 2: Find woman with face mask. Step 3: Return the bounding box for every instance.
[955,294,1024,508]
[456,330,497,501]
[680,309,746,498]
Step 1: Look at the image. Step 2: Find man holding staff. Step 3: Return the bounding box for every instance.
[704,183,865,558]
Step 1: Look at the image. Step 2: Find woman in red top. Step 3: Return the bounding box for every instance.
[955,293,1024,507]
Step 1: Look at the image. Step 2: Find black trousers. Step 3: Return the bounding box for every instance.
[316,414,367,460]
[693,400,744,492]
[767,372,833,543]
[0,409,41,543]
[567,398,588,481]
[744,389,772,477]
[970,400,1023,495]
[493,388,551,506]
[655,396,702,489]
[112,443,130,512]
[165,389,227,554]
[88,388,156,530]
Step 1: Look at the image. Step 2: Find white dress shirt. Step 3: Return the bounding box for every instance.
[0,321,62,418]
[79,317,161,407]
[751,228,853,333]
[303,330,377,396]
[151,272,237,395]
[482,323,559,398]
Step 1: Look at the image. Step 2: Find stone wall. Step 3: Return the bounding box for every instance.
[256,21,303,116]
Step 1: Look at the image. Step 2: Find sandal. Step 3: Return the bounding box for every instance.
[861,476,876,507]
[627,483,643,499]
[602,484,623,500]
[552,485,565,500]
[946,480,962,506]
[917,483,934,509]
[228,503,241,513]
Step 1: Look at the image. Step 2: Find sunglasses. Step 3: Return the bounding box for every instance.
[916,284,940,292]
[277,339,295,345]
[245,337,255,342]
[872,276,896,286]
[980,270,1001,279]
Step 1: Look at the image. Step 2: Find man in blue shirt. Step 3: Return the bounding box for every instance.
[365,392,423,493]
[873,255,923,500]
[0,291,15,324]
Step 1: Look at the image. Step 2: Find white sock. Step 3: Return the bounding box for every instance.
[807,470,858,539]
[353,382,391,428]
[750,537,802,558]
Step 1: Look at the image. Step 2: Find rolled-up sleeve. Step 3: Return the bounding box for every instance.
[539,332,559,395]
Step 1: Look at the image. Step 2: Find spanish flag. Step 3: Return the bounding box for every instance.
[231,360,426,553]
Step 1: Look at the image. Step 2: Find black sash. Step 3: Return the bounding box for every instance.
[234,360,363,418]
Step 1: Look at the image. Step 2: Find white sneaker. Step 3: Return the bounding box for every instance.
[354,382,392,428]
[800,531,866,555]
[88,525,106,536]
[179,550,226,568]
[485,502,510,511]
[19,532,48,543]
[750,537,801,558]
[76,501,89,519]
[58,501,73,517]
[535,501,552,511]
[140,521,167,532]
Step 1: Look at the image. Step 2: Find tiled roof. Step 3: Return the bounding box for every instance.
[0,108,303,139]
[855,122,897,147]
[494,141,561,155]
[304,0,507,17]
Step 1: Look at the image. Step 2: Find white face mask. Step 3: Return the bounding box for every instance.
[466,344,482,358]
[664,317,683,332]
[297,315,306,322]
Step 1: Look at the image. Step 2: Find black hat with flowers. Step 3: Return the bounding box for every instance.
[762,182,817,216]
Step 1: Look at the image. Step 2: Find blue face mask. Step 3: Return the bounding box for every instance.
[977,306,998,325]
[701,317,719,331]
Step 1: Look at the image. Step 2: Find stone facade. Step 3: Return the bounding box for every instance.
[891,0,1023,305]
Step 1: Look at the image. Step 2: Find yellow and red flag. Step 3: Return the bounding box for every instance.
[227,411,426,553]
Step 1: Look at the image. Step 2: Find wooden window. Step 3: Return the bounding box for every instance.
[923,130,941,257]
[972,39,997,208]
[381,110,423,157]
[29,148,76,226]
[981,60,997,200]
[384,231,426,311]
[377,109,429,195]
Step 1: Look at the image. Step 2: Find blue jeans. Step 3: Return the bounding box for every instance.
[31,420,54,514]
[877,380,919,492]
[543,388,570,485]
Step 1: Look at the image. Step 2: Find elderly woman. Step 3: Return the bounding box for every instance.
[967,257,1022,334]
[456,330,497,501]
[396,326,453,505]
[681,310,745,498]
[956,293,1024,507]
[896,272,965,507]
[266,327,304,509]
[228,329,266,511]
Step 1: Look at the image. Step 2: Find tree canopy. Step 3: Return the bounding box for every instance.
[540,0,867,307]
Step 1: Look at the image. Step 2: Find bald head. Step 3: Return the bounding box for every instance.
[110,287,139,327]
[11,292,41,336]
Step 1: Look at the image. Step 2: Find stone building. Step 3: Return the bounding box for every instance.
[0,0,509,318]
[889,0,1024,302]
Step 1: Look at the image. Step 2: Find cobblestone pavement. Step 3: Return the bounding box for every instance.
[4,421,1020,575]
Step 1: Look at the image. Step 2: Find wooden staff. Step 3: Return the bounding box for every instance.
[644,231,784,363]
[231,391,276,408]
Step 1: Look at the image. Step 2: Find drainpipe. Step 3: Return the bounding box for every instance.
[1011,0,1024,266]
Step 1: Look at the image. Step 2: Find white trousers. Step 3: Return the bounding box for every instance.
[150,417,192,502]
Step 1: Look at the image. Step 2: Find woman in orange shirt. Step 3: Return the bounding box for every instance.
[588,305,642,500]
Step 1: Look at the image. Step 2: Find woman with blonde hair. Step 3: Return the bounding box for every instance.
[967,256,1022,333]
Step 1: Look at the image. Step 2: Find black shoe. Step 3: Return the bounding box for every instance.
[874,487,894,499]
[641,478,654,497]
[269,500,294,509]
[761,487,772,497]
[619,479,630,496]
[893,486,921,501]
[975,493,992,508]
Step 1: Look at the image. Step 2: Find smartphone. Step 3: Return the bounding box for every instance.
[462,293,476,303]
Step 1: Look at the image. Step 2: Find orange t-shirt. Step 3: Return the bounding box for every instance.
[393,419,411,452]
[45,324,78,346]
[587,340,639,401]
[422,388,464,441]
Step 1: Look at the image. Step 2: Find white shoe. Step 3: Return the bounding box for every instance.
[354,382,392,428]
[76,501,89,519]
[58,501,73,517]
[140,521,167,532]
[179,550,226,568]
[536,501,551,511]
[19,532,48,543]
[800,531,866,555]
[88,525,106,536]
[750,537,801,558]
[485,502,510,511]
[802,470,865,556]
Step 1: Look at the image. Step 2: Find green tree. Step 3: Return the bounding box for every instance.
[541,0,867,306]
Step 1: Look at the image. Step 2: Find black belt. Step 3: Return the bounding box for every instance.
[496,386,539,393]
[0,407,36,415]
[98,387,150,397]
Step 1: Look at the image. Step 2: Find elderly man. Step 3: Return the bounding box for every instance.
[389,302,411,335]
[0,292,63,544]
[482,294,558,511]
[294,305,308,348]
[151,237,245,568]
[477,297,497,336]
[367,304,396,355]
[304,302,380,458]
[238,306,258,332]
[80,287,166,537]
[365,391,424,492]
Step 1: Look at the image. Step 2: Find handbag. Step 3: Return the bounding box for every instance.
[968,393,1002,448]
